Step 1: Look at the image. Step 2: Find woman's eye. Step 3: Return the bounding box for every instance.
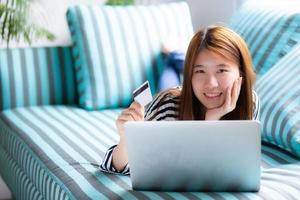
[195,70,205,74]
[217,69,228,73]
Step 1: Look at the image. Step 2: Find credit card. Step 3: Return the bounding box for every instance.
[133,81,153,106]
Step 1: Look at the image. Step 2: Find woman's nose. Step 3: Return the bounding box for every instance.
[204,76,219,88]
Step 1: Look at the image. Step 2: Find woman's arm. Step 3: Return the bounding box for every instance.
[111,138,129,171]
[112,102,144,171]
[100,145,130,175]
[100,90,180,174]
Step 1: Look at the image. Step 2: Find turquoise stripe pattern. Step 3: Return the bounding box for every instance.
[0,47,77,111]
[256,44,300,158]
[1,105,300,199]
[66,2,194,110]
[229,1,300,76]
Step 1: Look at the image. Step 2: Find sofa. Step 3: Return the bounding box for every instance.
[0,1,300,199]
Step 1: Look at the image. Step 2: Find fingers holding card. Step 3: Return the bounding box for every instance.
[133,81,153,106]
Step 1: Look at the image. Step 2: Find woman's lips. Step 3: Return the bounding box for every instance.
[204,93,222,100]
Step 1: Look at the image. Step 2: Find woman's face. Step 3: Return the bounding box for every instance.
[192,49,241,110]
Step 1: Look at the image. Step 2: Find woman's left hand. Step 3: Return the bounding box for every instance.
[205,77,243,120]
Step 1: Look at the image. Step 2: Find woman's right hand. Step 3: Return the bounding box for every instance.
[116,101,145,140]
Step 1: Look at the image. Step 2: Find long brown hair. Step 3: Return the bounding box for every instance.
[175,25,256,120]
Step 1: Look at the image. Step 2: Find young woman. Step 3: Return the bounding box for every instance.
[100,25,260,175]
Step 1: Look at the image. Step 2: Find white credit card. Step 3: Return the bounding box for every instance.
[133,81,153,106]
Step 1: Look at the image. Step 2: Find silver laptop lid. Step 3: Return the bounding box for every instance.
[124,120,261,192]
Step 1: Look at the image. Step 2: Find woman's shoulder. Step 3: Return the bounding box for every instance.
[252,90,260,120]
[149,86,181,106]
[157,86,181,100]
[144,86,181,120]
[252,90,258,99]
[252,90,259,106]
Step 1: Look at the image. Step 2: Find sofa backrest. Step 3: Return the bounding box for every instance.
[66,2,194,110]
[0,46,77,111]
[229,0,300,77]
[0,2,193,111]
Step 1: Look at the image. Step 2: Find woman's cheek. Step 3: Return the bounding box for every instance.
[218,77,234,91]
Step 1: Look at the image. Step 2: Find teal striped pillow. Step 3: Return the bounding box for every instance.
[229,1,300,76]
[66,2,193,110]
[256,44,300,158]
[0,47,77,111]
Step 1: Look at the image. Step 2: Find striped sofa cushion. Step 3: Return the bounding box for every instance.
[0,47,77,111]
[66,2,193,110]
[1,106,300,199]
[229,0,300,76]
[256,44,300,158]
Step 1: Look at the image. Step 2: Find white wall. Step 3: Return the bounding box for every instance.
[140,0,246,31]
[1,0,246,47]
[186,0,245,30]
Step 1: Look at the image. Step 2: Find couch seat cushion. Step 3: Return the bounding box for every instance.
[0,106,300,199]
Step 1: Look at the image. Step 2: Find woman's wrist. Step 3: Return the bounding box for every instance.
[112,139,129,171]
[205,113,220,120]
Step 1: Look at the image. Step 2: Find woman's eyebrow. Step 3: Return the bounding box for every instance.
[193,64,204,68]
[217,64,229,67]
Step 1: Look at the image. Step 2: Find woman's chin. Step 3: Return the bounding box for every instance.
[204,104,222,110]
[201,95,224,110]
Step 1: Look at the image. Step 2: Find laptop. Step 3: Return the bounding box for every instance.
[124,120,261,192]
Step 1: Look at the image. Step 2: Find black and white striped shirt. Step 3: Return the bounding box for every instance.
[100,88,260,175]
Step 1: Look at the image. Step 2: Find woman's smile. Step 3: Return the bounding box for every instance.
[204,92,222,98]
